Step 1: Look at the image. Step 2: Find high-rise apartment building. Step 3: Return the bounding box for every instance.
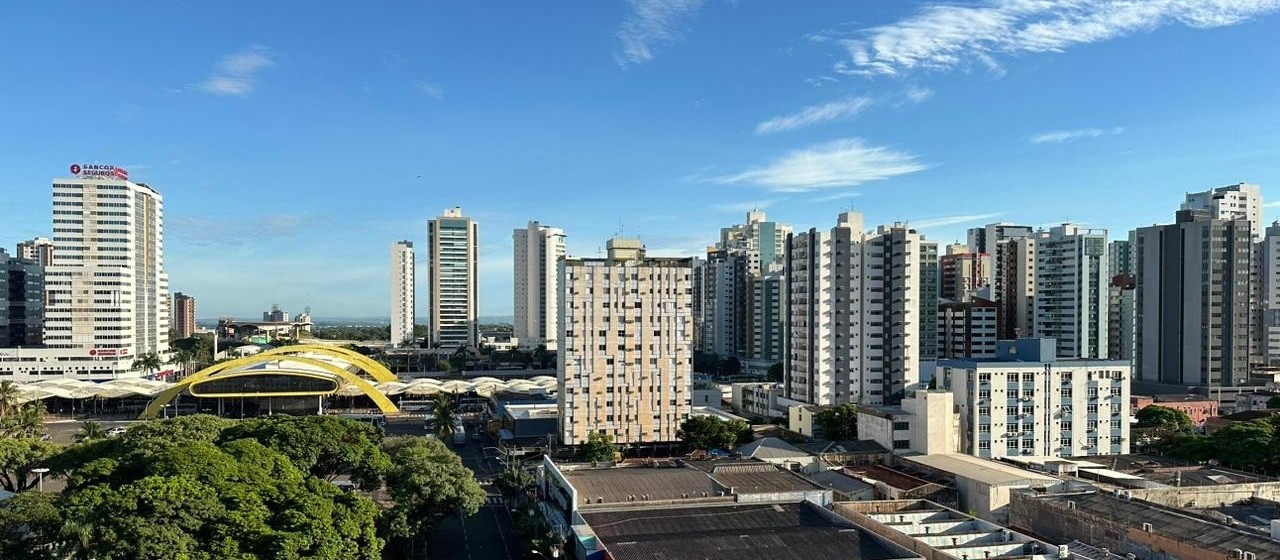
[0,249,44,347]
[969,223,1035,340]
[747,267,785,363]
[1,165,170,380]
[919,240,941,363]
[1182,183,1263,239]
[172,292,196,339]
[263,304,288,323]
[1106,275,1136,362]
[390,240,415,347]
[939,243,993,303]
[1108,239,1133,276]
[557,238,694,445]
[1135,209,1256,387]
[937,299,998,359]
[786,212,928,406]
[428,207,478,349]
[703,211,792,359]
[16,237,54,267]
[1033,224,1109,360]
[513,221,566,351]
[939,338,1131,460]
[1261,222,1280,367]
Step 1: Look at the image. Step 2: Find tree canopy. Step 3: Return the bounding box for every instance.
[1136,405,1193,430]
[0,414,483,560]
[582,432,618,463]
[678,416,753,451]
[814,404,859,441]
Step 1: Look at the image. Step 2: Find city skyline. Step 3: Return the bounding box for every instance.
[2,2,1279,318]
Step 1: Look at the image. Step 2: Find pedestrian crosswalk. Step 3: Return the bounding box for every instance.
[484,496,504,506]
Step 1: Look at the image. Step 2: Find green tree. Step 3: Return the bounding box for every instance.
[0,437,59,493]
[74,420,108,443]
[430,393,458,440]
[767,362,784,383]
[494,468,536,501]
[131,352,163,377]
[1213,420,1276,470]
[533,344,553,369]
[1136,406,1193,430]
[0,399,44,440]
[693,352,720,375]
[719,356,742,377]
[581,431,618,463]
[378,437,484,555]
[0,491,66,560]
[0,380,19,418]
[678,416,752,451]
[1268,395,1280,409]
[220,415,389,487]
[814,404,859,441]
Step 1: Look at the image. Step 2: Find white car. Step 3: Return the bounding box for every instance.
[106,427,128,437]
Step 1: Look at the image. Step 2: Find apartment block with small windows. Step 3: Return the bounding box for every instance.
[172,292,196,340]
[939,338,1131,460]
[390,241,415,347]
[428,207,478,349]
[513,221,566,351]
[557,238,694,445]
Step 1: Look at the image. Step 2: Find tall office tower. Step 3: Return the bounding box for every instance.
[939,243,993,302]
[939,338,1131,460]
[969,223,1035,340]
[390,241,416,347]
[703,247,749,358]
[16,237,54,267]
[1033,224,1109,360]
[1108,239,1134,276]
[427,207,479,349]
[557,238,694,445]
[1106,275,1136,362]
[785,212,927,406]
[263,304,288,322]
[513,221,566,351]
[0,249,44,347]
[1182,183,1263,239]
[937,299,998,359]
[747,266,785,363]
[172,292,196,339]
[1135,209,1255,386]
[690,257,705,351]
[43,165,169,368]
[1261,222,1280,366]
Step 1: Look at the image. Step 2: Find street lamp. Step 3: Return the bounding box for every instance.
[32,467,49,492]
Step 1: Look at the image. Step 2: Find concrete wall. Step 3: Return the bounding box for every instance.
[1009,492,1199,560]
[1129,482,1280,509]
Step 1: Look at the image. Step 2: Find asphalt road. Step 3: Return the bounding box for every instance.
[426,434,526,560]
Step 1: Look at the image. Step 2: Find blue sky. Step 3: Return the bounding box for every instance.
[1,1,1278,319]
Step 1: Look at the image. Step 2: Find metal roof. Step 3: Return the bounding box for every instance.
[904,454,1059,487]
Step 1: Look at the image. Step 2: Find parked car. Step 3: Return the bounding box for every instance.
[106,427,128,437]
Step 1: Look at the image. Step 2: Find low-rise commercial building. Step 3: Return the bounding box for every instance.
[900,453,1064,524]
[1131,395,1219,427]
[837,499,1080,560]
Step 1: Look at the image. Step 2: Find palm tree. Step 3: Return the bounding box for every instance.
[76,419,108,442]
[2,400,44,439]
[132,352,163,378]
[0,380,19,419]
[431,393,458,440]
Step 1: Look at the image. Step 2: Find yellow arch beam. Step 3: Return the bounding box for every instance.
[259,344,398,383]
[139,355,400,420]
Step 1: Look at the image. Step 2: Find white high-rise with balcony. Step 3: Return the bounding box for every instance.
[1182,183,1263,239]
[428,207,478,349]
[1033,224,1109,360]
[513,221,566,351]
[0,166,171,380]
[390,240,416,347]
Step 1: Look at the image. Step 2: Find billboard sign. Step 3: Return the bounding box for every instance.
[70,164,128,181]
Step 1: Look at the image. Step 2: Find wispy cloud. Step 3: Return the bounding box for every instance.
[1263,201,1280,208]
[911,212,1004,229]
[712,138,927,191]
[755,96,874,135]
[616,0,706,67]
[901,86,935,105]
[1030,126,1125,144]
[810,191,863,203]
[414,80,444,100]
[201,45,275,96]
[712,199,781,213]
[169,213,325,247]
[838,0,1280,77]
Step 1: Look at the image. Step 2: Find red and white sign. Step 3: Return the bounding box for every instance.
[70,164,128,181]
[89,347,130,358]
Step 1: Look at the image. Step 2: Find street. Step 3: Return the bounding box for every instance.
[426,436,526,560]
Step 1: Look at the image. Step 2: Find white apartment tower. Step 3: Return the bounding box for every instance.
[785,212,927,406]
[513,221,566,351]
[558,238,694,445]
[390,240,416,347]
[968,223,1036,341]
[37,165,169,374]
[939,338,1131,460]
[1033,224,1109,360]
[427,207,478,349]
[1182,183,1263,239]
[16,237,54,267]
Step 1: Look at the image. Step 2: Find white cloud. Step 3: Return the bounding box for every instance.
[902,86,935,105]
[1030,126,1124,144]
[840,0,1280,77]
[712,199,781,213]
[201,46,275,96]
[755,96,874,135]
[810,191,863,203]
[1263,201,1280,208]
[414,80,444,100]
[911,212,1004,229]
[616,0,706,67]
[713,138,927,191]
